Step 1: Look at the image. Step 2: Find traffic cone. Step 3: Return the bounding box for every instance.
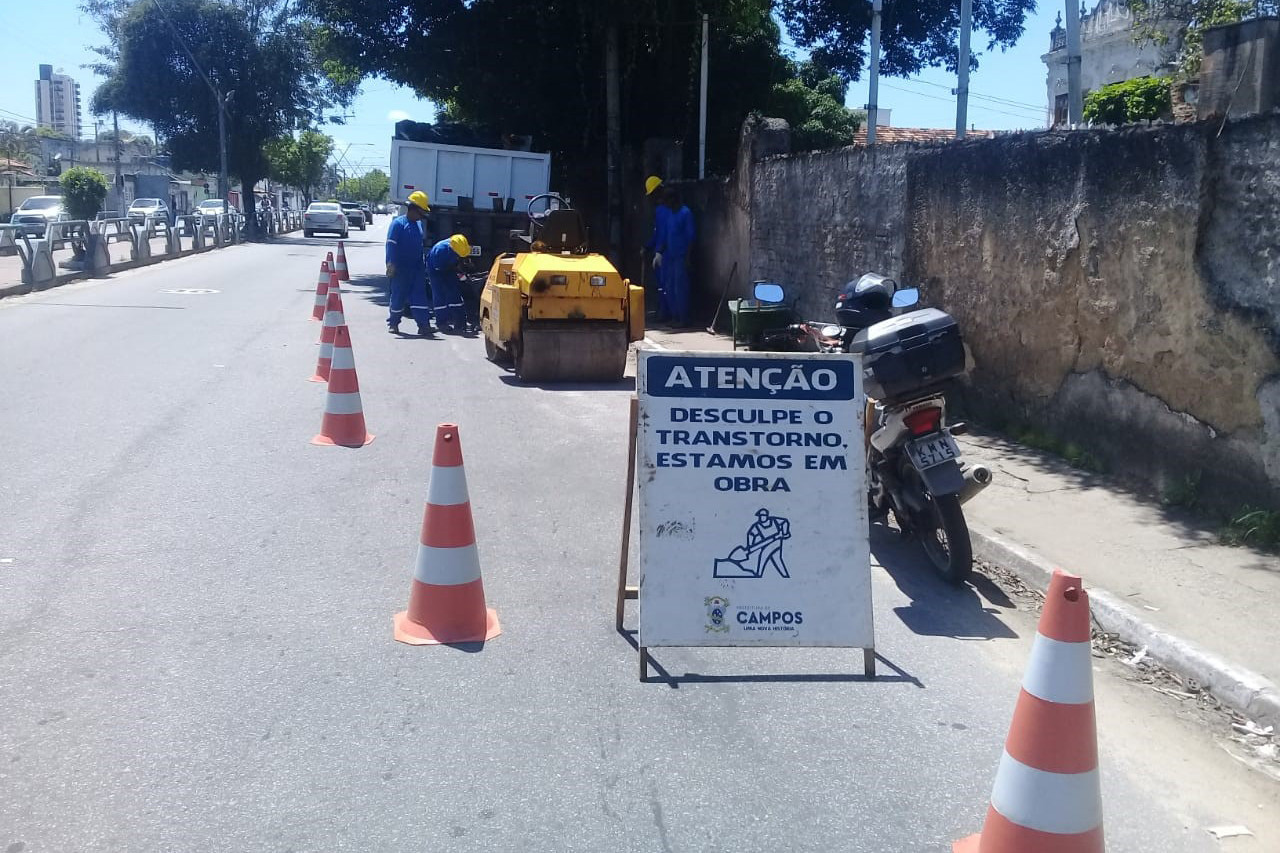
[310,255,332,321]
[310,324,374,447]
[394,424,501,646]
[954,569,1103,853]
[335,240,350,282]
[316,268,341,345]
[309,275,346,382]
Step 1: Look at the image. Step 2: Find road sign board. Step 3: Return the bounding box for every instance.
[636,350,873,649]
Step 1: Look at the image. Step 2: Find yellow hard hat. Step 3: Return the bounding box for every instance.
[449,233,471,257]
[645,175,663,196]
[407,190,430,211]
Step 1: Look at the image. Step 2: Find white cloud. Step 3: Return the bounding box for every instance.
[387,110,412,122]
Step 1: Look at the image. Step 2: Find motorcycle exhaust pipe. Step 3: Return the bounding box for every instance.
[957,463,993,506]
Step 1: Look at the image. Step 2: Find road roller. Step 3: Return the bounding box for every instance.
[480,194,644,382]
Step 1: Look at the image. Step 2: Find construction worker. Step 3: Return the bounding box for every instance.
[747,508,790,578]
[385,190,433,335]
[427,233,471,333]
[643,176,669,320]
[653,186,695,326]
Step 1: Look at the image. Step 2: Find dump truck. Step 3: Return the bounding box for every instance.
[389,135,551,270]
[480,194,644,382]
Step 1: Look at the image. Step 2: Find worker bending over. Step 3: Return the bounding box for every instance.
[428,234,471,333]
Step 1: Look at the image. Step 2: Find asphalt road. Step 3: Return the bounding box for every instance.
[2,219,1276,852]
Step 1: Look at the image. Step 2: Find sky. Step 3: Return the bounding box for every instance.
[2,1,1065,176]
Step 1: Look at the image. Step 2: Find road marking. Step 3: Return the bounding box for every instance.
[160,288,219,294]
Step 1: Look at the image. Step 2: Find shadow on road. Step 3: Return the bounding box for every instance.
[615,628,924,688]
[499,374,637,393]
[872,525,1018,641]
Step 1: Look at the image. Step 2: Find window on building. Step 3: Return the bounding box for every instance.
[1054,94,1068,126]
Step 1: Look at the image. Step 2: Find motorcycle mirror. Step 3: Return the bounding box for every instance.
[820,324,843,338]
[753,282,785,303]
[892,287,920,308]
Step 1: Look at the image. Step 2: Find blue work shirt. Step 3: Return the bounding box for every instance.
[385,215,426,272]
[427,239,460,281]
[656,205,694,258]
[645,204,671,252]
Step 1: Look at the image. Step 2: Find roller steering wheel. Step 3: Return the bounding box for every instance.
[526,192,568,226]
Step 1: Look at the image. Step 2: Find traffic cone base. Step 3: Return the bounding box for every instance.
[954,570,1102,853]
[394,424,500,646]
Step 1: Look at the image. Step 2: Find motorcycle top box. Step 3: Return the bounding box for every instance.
[850,308,966,403]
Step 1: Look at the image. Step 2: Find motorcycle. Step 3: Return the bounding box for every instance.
[755,276,992,583]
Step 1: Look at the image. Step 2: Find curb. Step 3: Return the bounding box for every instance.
[971,526,1280,728]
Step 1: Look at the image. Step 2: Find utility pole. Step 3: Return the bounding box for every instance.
[698,13,709,179]
[216,89,229,200]
[956,0,972,139]
[867,0,883,145]
[605,22,622,260]
[1065,0,1084,125]
[113,110,123,214]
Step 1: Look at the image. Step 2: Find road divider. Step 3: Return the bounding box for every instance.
[954,569,1104,853]
[394,424,501,646]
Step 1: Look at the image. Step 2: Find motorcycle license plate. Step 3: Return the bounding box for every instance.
[906,433,959,470]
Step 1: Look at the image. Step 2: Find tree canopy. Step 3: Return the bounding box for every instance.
[337,169,390,203]
[264,130,335,203]
[84,0,354,229]
[0,122,40,169]
[1128,0,1278,78]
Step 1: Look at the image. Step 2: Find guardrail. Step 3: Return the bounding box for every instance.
[3,205,306,298]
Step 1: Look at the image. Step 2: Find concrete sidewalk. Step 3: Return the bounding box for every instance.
[641,323,1280,725]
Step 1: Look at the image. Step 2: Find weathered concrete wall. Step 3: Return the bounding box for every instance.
[907,122,1280,506]
[665,115,1280,508]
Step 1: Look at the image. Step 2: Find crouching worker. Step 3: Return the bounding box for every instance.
[384,191,433,335]
[428,233,471,333]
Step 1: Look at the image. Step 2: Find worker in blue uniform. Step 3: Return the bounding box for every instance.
[643,176,670,320]
[427,234,471,333]
[384,191,432,335]
[652,186,695,326]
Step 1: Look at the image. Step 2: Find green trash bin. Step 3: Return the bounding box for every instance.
[728,298,793,350]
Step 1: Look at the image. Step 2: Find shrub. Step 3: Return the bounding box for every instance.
[59,166,109,221]
[1083,77,1172,125]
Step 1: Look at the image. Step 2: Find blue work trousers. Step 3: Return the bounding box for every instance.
[659,254,690,325]
[429,273,465,330]
[388,271,432,328]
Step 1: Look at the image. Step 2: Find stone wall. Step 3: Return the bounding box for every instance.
[665,115,1280,508]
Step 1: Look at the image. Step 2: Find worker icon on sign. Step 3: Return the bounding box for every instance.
[713,509,791,579]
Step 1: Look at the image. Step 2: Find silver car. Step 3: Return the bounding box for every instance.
[304,202,349,238]
[128,198,171,227]
[10,196,66,237]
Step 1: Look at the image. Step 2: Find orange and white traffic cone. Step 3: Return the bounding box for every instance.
[309,274,346,382]
[310,324,374,447]
[394,424,501,646]
[311,255,332,321]
[335,240,350,282]
[954,569,1103,853]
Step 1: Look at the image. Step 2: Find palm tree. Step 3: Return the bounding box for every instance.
[0,121,40,169]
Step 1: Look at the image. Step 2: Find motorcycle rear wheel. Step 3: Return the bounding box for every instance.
[916,493,973,584]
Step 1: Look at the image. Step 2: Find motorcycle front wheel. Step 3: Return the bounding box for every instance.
[916,492,973,584]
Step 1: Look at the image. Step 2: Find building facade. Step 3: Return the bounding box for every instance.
[1042,0,1180,126]
[34,64,82,139]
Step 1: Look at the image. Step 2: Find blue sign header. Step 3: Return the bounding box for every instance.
[644,355,857,400]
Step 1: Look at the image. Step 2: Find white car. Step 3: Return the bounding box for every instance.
[10,196,67,237]
[196,199,233,217]
[304,202,349,238]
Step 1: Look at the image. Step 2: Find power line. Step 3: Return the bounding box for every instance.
[879,82,1045,123]
[902,76,1045,112]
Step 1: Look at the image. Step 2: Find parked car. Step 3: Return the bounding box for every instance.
[339,202,367,231]
[196,199,233,217]
[304,202,349,238]
[128,198,171,227]
[9,196,67,237]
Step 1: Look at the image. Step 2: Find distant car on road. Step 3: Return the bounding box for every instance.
[304,202,349,239]
[359,203,373,221]
[128,198,171,227]
[9,195,67,237]
[196,199,233,217]
[339,202,367,231]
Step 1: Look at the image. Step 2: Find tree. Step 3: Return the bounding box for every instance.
[85,0,354,235]
[765,60,864,150]
[60,166,110,221]
[265,130,334,203]
[777,0,1037,81]
[305,0,845,191]
[337,168,390,203]
[0,122,40,168]
[1083,77,1172,125]
[1127,0,1277,78]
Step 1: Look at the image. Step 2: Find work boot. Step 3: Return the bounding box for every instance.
[416,323,433,337]
[387,319,400,334]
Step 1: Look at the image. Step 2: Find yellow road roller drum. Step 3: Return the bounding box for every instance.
[480,195,644,382]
